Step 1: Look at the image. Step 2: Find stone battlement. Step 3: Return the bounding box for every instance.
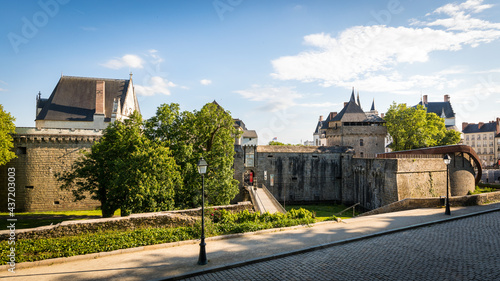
[13,127,102,143]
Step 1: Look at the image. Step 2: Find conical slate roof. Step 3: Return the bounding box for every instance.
[331,88,366,122]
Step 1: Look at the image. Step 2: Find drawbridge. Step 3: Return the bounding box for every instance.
[246,184,286,214]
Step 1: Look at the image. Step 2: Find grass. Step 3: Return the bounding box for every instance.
[1,205,357,230]
[468,185,498,195]
[284,203,359,221]
[0,209,315,265]
[0,209,120,229]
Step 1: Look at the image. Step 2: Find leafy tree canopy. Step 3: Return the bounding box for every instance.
[268,141,303,146]
[59,102,242,217]
[145,102,241,209]
[384,103,461,151]
[58,112,181,217]
[0,105,16,166]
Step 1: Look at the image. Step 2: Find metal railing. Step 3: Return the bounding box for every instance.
[261,184,287,214]
[335,203,360,217]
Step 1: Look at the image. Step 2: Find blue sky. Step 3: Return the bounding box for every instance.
[1,0,500,144]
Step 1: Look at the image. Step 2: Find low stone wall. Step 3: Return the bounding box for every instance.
[359,191,500,216]
[0,202,252,241]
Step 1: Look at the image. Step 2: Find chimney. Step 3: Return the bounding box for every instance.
[478,122,484,129]
[444,95,450,102]
[344,102,348,107]
[423,95,428,104]
[329,112,337,119]
[95,81,105,115]
[462,122,469,131]
[496,118,500,134]
[381,113,385,118]
[319,115,323,122]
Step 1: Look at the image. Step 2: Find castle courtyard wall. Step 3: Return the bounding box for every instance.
[0,129,101,212]
[253,146,346,204]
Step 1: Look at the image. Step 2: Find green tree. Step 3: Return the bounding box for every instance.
[58,112,181,217]
[268,140,286,146]
[145,102,240,208]
[384,103,461,151]
[0,105,16,166]
[268,141,302,146]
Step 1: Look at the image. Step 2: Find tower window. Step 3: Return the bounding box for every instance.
[360,139,364,146]
[16,147,27,155]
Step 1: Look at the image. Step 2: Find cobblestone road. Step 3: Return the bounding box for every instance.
[179,211,500,281]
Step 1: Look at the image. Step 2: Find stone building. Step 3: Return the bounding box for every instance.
[36,74,140,130]
[416,94,457,130]
[233,144,478,211]
[0,75,140,212]
[233,118,259,201]
[315,89,387,157]
[0,128,102,211]
[462,118,500,167]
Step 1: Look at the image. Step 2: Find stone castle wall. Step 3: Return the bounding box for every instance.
[395,158,447,200]
[326,125,387,156]
[234,146,477,211]
[2,130,478,212]
[0,130,101,212]
[341,157,399,210]
[254,146,346,204]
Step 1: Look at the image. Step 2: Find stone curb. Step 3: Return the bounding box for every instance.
[159,207,500,281]
[0,219,338,271]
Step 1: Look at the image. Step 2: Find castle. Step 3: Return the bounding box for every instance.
[0,75,140,211]
[313,89,386,158]
[1,78,480,212]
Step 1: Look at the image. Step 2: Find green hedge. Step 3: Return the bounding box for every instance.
[1,208,315,265]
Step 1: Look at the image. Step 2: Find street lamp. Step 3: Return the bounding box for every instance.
[197,157,208,265]
[443,154,451,215]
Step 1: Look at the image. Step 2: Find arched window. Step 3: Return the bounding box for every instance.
[360,139,364,146]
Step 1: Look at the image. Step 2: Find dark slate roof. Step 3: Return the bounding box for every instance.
[463,122,499,134]
[365,113,384,122]
[234,119,247,130]
[417,101,455,119]
[314,120,324,134]
[330,91,366,122]
[318,89,383,130]
[36,76,130,122]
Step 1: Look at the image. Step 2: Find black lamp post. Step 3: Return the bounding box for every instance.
[443,154,451,215]
[197,157,208,265]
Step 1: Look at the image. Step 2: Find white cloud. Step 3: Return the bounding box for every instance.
[147,49,164,64]
[299,102,342,108]
[430,0,493,17]
[0,80,8,92]
[135,76,176,96]
[271,26,464,86]
[101,54,144,69]
[271,0,500,91]
[473,68,500,74]
[336,72,462,94]
[235,85,302,112]
[200,79,212,85]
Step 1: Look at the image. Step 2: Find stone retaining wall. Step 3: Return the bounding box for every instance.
[359,191,500,216]
[0,202,252,241]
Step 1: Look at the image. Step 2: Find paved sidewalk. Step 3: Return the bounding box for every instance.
[1,203,499,281]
